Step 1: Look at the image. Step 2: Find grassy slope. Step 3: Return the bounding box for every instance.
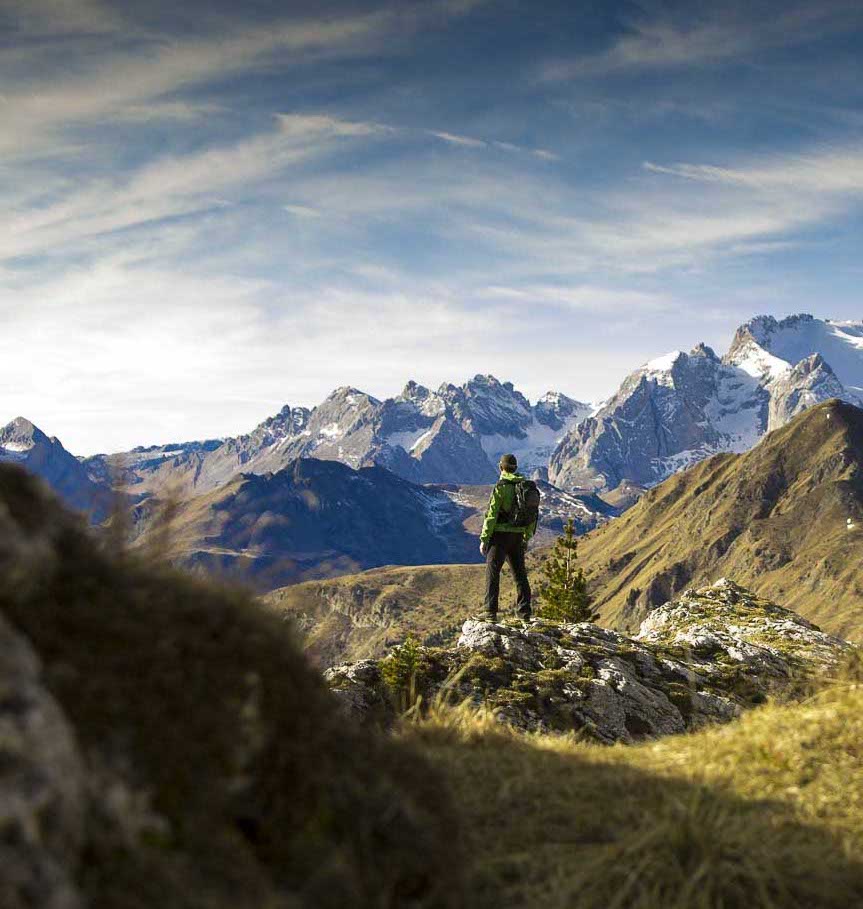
[5,465,863,907]
[407,668,863,908]
[265,560,536,664]
[576,400,863,640]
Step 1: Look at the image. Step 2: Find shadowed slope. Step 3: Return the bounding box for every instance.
[133,457,479,590]
[408,673,863,909]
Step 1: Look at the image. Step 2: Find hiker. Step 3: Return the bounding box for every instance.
[479,454,540,623]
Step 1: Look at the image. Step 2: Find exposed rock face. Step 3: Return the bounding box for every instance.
[635,578,850,689]
[551,314,863,493]
[324,660,391,720]
[767,353,846,430]
[0,615,85,909]
[324,580,853,743]
[550,345,767,491]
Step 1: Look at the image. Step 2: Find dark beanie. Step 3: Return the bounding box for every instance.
[499,453,518,472]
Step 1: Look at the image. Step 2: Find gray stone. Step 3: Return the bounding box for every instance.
[328,580,854,743]
[0,615,85,909]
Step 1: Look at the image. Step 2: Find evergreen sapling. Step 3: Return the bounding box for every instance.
[537,518,598,623]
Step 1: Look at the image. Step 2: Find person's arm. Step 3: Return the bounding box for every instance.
[481,484,502,544]
[523,516,537,546]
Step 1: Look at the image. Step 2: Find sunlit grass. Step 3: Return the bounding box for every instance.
[401,664,863,908]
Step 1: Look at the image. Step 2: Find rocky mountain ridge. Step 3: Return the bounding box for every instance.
[551,314,863,491]
[89,374,591,495]
[325,579,853,742]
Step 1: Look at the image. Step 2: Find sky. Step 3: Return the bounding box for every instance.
[1,0,862,454]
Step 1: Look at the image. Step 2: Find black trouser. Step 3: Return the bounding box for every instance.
[484,531,531,620]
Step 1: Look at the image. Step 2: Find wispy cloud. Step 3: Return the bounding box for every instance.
[282,204,322,219]
[644,146,863,193]
[111,100,226,123]
[478,284,676,313]
[425,130,559,159]
[541,1,863,78]
[0,0,483,158]
[1,113,390,261]
[429,130,487,148]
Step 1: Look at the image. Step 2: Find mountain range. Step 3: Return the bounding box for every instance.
[87,374,590,495]
[5,312,863,596]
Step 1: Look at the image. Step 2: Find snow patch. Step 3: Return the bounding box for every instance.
[731,339,792,380]
[318,423,344,441]
[644,351,683,373]
[386,426,435,453]
[705,369,765,452]
[481,414,582,472]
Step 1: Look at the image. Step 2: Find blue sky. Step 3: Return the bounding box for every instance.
[2,0,862,453]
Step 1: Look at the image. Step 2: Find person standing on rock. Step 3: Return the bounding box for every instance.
[480,454,540,623]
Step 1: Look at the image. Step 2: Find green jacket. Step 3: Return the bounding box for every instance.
[480,471,538,544]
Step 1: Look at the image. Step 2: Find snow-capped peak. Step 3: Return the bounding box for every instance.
[727,313,863,397]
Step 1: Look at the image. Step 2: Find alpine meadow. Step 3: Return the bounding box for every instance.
[2,2,863,907]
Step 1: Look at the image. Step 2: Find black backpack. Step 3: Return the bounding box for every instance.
[499,478,541,528]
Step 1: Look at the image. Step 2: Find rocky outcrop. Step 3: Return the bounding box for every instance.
[325,580,853,743]
[0,616,85,909]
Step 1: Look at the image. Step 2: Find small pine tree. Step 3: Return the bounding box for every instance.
[537,518,598,623]
[381,634,425,712]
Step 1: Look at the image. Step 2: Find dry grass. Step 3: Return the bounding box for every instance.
[263,557,559,665]
[402,668,863,908]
